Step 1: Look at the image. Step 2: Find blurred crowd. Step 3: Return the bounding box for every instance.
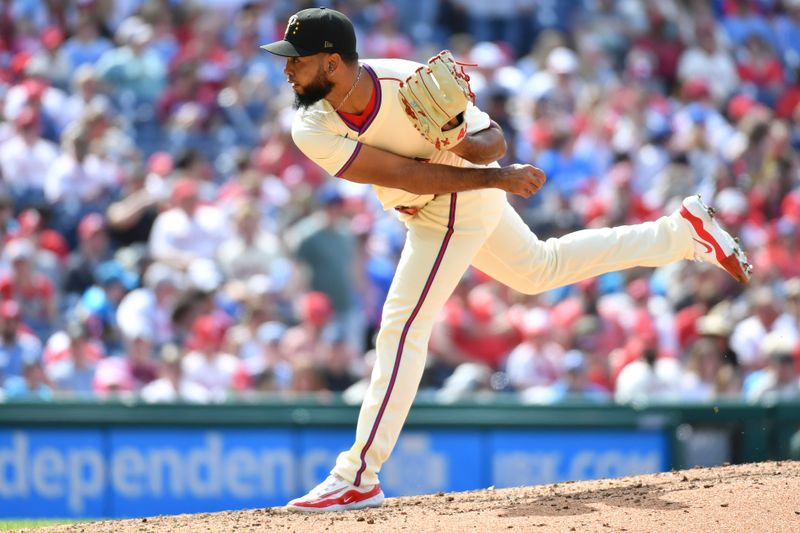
[0,0,798,406]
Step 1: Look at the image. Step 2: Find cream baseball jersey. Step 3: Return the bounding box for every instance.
[291,58,493,210]
[268,8,749,513]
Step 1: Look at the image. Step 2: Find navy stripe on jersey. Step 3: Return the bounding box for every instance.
[336,64,383,135]
[337,111,361,131]
[334,142,362,177]
[359,64,382,134]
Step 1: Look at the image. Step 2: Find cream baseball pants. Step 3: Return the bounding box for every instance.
[333,188,693,486]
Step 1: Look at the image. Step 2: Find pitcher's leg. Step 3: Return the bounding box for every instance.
[332,194,494,487]
[472,202,694,295]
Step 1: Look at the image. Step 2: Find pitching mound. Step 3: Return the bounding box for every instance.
[26,461,800,533]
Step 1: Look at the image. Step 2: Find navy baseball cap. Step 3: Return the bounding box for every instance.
[261,7,356,57]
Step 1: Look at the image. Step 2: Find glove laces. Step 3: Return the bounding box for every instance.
[441,51,477,103]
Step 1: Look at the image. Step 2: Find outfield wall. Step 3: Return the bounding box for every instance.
[0,399,793,518]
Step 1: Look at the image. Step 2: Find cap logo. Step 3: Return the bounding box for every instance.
[324,40,333,48]
[286,15,300,37]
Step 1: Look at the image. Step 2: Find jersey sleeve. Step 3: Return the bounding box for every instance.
[291,113,362,177]
[464,101,491,135]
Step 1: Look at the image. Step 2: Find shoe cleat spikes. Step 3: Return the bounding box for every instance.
[679,195,752,283]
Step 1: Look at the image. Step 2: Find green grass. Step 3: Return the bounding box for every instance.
[0,520,84,531]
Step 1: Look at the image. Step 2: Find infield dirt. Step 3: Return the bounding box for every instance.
[18,460,800,532]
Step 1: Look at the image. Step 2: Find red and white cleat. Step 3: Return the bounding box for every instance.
[679,194,753,283]
[286,474,385,513]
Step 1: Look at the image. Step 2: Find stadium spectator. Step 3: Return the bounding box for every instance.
[316,325,359,392]
[745,332,800,403]
[29,26,71,91]
[430,283,521,371]
[523,350,610,404]
[181,314,242,401]
[60,13,113,69]
[168,149,216,201]
[148,177,230,269]
[60,65,110,131]
[226,4,280,82]
[753,219,800,280]
[784,278,800,328]
[0,300,42,386]
[224,299,273,360]
[156,62,217,126]
[0,239,58,338]
[42,318,105,370]
[137,2,179,66]
[105,163,160,247]
[695,312,740,369]
[3,359,53,401]
[252,113,328,188]
[343,348,377,405]
[282,291,335,358]
[0,105,58,208]
[290,183,363,349]
[64,213,111,297]
[0,194,14,241]
[77,260,135,353]
[731,287,799,373]
[534,118,595,198]
[437,361,494,403]
[116,262,180,347]
[95,16,166,106]
[216,198,285,281]
[633,4,684,90]
[677,19,739,104]
[721,0,775,48]
[119,323,159,388]
[680,337,738,401]
[140,343,210,403]
[44,127,117,241]
[240,320,292,392]
[93,355,135,398]
[504,307,563,390]
[4,74,66,143]
[13,208,70,264]
[287,356,328,394]
[775,0,800,68]
[735,34,785,107]
[520,46,582,121]
[44,320,99,397]
[614,346,682,404]
[361,6,414,60]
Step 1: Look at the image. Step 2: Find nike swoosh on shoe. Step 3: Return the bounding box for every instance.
[693,238,713,254]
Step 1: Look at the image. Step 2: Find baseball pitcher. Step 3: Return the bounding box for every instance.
[261,7,751,512]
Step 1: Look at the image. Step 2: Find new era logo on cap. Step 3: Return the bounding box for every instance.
[261,7,356,58]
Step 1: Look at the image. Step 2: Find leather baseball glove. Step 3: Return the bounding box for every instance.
[398,50,475,151]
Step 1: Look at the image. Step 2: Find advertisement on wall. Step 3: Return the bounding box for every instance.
[0,427,668,518]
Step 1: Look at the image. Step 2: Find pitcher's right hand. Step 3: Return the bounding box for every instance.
[493,164,547,198]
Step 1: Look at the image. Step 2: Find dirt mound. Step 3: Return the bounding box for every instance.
[25,461,800,533]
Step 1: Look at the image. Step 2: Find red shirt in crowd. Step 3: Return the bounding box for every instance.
[0,273,54,323]
[737,58,784,88]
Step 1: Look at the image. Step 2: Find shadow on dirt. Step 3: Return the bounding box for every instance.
[499,477,692,518]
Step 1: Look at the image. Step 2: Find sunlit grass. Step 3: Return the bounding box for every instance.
[0,520,83,531]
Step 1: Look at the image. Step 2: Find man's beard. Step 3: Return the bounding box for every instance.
[293,70,334,109]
